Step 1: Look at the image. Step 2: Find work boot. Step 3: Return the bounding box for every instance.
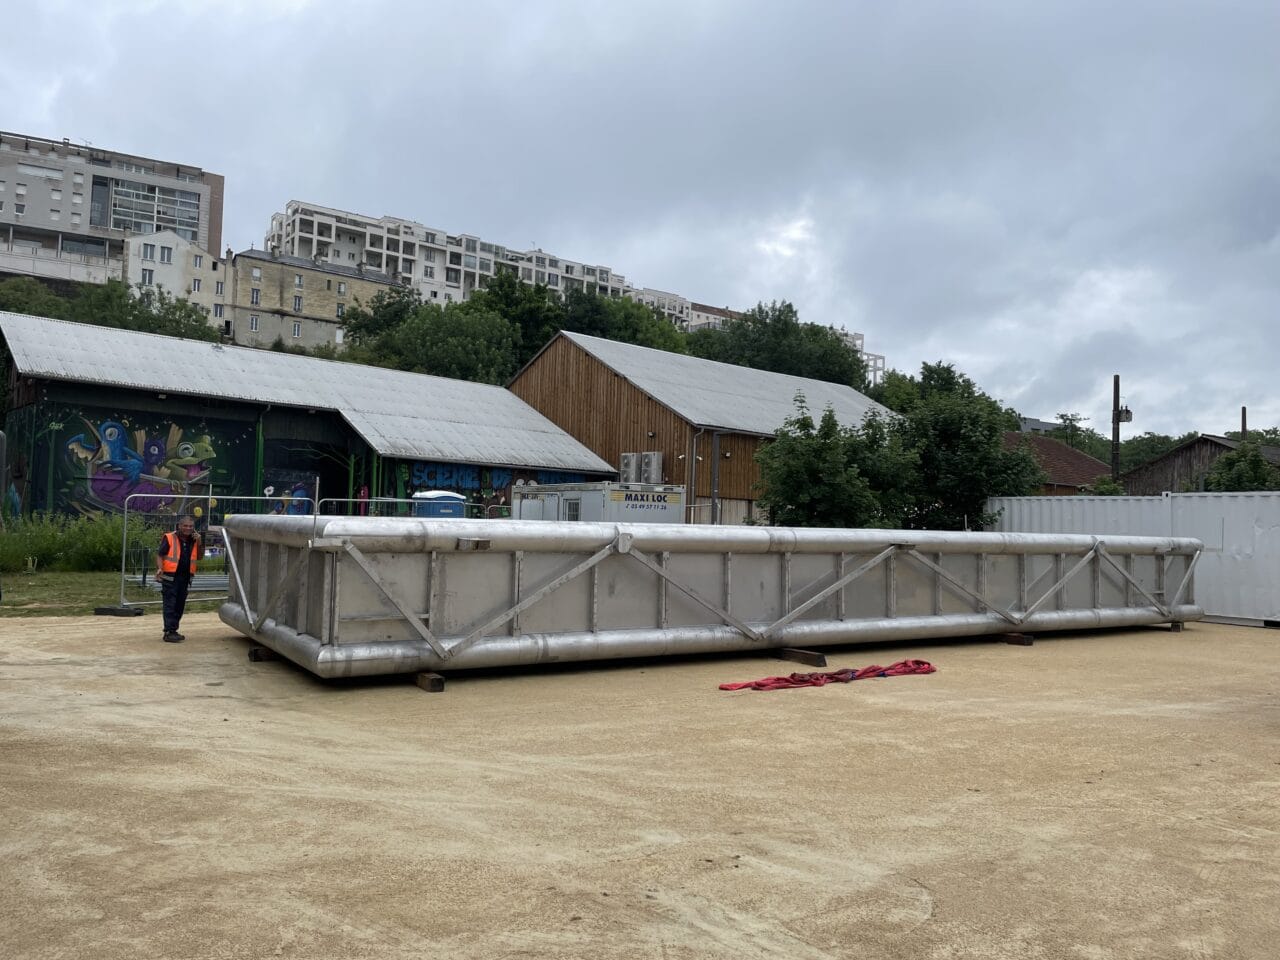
[163,631,183,643]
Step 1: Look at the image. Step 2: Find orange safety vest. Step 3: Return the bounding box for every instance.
[159,531,199,575]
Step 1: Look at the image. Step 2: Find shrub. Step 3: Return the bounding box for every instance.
[0,513,168,573]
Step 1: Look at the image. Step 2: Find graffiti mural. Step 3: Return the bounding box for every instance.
[45,406,254,516]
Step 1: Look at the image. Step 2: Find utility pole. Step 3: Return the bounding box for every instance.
[1111,375,1132,480]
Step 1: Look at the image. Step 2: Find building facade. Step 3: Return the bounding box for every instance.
[124,230,228,321]
[0,131,223,287]
[225,247,397,350]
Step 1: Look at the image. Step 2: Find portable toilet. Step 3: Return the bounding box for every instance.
[411,490,467,518]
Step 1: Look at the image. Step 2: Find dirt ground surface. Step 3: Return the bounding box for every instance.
[1,612,1278,960]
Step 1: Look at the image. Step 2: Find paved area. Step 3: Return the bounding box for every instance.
[1,612,1278,959]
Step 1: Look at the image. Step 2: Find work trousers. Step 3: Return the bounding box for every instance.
[161,575,192,632]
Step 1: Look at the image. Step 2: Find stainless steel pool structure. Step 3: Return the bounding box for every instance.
[218,516,1203,678]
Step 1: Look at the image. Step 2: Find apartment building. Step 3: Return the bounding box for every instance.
[226,247,396,350]
[266,201,639,310]
[0,131,224,287]
[124,230,228,320]
[688,302,744,332]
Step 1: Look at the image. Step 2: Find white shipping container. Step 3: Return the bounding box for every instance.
[987,492,1280,624]
[511,482,686,524]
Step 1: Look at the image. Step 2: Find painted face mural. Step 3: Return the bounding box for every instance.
[64,420,221,515]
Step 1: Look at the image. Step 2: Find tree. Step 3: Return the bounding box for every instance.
[688,300,866,389]
[0,276,72,319]
[1049,413,1110,462]
[1204,442,1280,492]
[465,271,563,368]
[754,398,881,527]
[341,285,423,346]
[384,302,518,384]
[1085,475,1127,495]
[1118,431,1197,473]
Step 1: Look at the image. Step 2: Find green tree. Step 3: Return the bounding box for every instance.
[688,300,866,389]
[1204,441,1280,492]
[560,288,687,354]
[754,398,881,527]
[0,276,72,319]
[382,302,518,383]
[465,271,563,368]
[341,285,423,346]
[1049,412,1110,461]
[1085,475,1127,495]
[1118,431,1197,473]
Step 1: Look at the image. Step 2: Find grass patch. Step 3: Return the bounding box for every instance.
[0,570,227,618]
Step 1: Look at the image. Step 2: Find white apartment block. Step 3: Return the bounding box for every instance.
[0,131,224,287]
[267,200,666,315]
[124,230,229,323]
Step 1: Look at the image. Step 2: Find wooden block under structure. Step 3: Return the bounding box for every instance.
[773,647,828,667]
[1168,622,1185,632]
[247,646,279,662]
[415,672,446,693]
[1001,633,1034,646]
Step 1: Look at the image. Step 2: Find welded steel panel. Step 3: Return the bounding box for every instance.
[220,516,1202,679]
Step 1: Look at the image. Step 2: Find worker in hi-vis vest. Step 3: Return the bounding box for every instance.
[155,514,202,643]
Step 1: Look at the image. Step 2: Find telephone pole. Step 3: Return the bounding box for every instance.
[1111,374,1132,480]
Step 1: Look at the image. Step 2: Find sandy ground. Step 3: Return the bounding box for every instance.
[1,612,1278,960]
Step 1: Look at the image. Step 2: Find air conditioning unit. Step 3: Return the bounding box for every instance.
[619,453,641,483]
[640,451,663,484]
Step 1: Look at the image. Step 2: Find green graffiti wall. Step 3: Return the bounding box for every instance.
[18,403,255,516]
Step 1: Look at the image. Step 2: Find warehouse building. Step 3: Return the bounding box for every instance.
[0,311,611,517]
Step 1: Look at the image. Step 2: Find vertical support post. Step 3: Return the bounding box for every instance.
[1155,553,1166,606]
[659,550,669,628]
[1091,547,1101,607]
[511,550,523,636]
[782,552,792,614]
[1123,554,1135,607]
[1055,553,1066,610]
[590,565,599,632]
[932,552,942,615]
[426,549,440,635]
[837,553,847,621]
[886,551,897,619]
[1017,554,1027,614]
[976,554,988,613]
[723,552,733,616]
[1111,374,1121,480]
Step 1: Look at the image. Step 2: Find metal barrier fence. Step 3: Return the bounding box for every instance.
[117,492,317,609]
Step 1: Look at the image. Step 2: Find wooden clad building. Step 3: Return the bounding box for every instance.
[509,331,889,523]
[1122,434,1280,495]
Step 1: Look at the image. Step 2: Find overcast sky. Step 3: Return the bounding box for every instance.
[5,0,1278,436]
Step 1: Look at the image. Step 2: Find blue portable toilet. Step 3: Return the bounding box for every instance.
[411,490,468,518]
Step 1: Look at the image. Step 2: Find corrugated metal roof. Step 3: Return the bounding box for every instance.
[0,311,613,473]
[561,331,891,435]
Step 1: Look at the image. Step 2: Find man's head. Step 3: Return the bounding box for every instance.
[177,515,196,537]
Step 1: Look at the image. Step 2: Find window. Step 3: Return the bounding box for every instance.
[72,192,83,204]
[249,314,259,332]
[15,183,27,196]
[141,268,154,285]
[336,303,345,318]
[445,267,461,284]
[564,499,581,521]
[535,270,546,283]
[294,274,303,288]
[50,188,61,201]
[142,243,155,260]
[584,266,596,277]
[463,254,477,269]
[337,281,346,294]
[293,295,303,312]
[521,267,533,281]
[464,237,477,252]
[448,251,461,266]
[251,266,262,281]
[160,246,173,264]
[479,258,491,272]
[549,258,559,269]
[423,265,434,279]
[71,212,80,225]
[423,232,436,245]
[49,209,60,221]
[250,288,261,305]
[348,252,355,261]
[430,290,438,299]
[292,321,301,339]
[191,278,201,292]
[213,304,224,318]
[0,201,4,212]
[193,254,203,268]
[14,203,24,215]
[600,272,610,283]
[547,274,559,287]
[564,264,575,276]
[215,280,224,296]
[535,255,546,267]
[422,249,435,263]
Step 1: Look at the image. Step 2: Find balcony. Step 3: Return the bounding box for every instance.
[0,242,123,284]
